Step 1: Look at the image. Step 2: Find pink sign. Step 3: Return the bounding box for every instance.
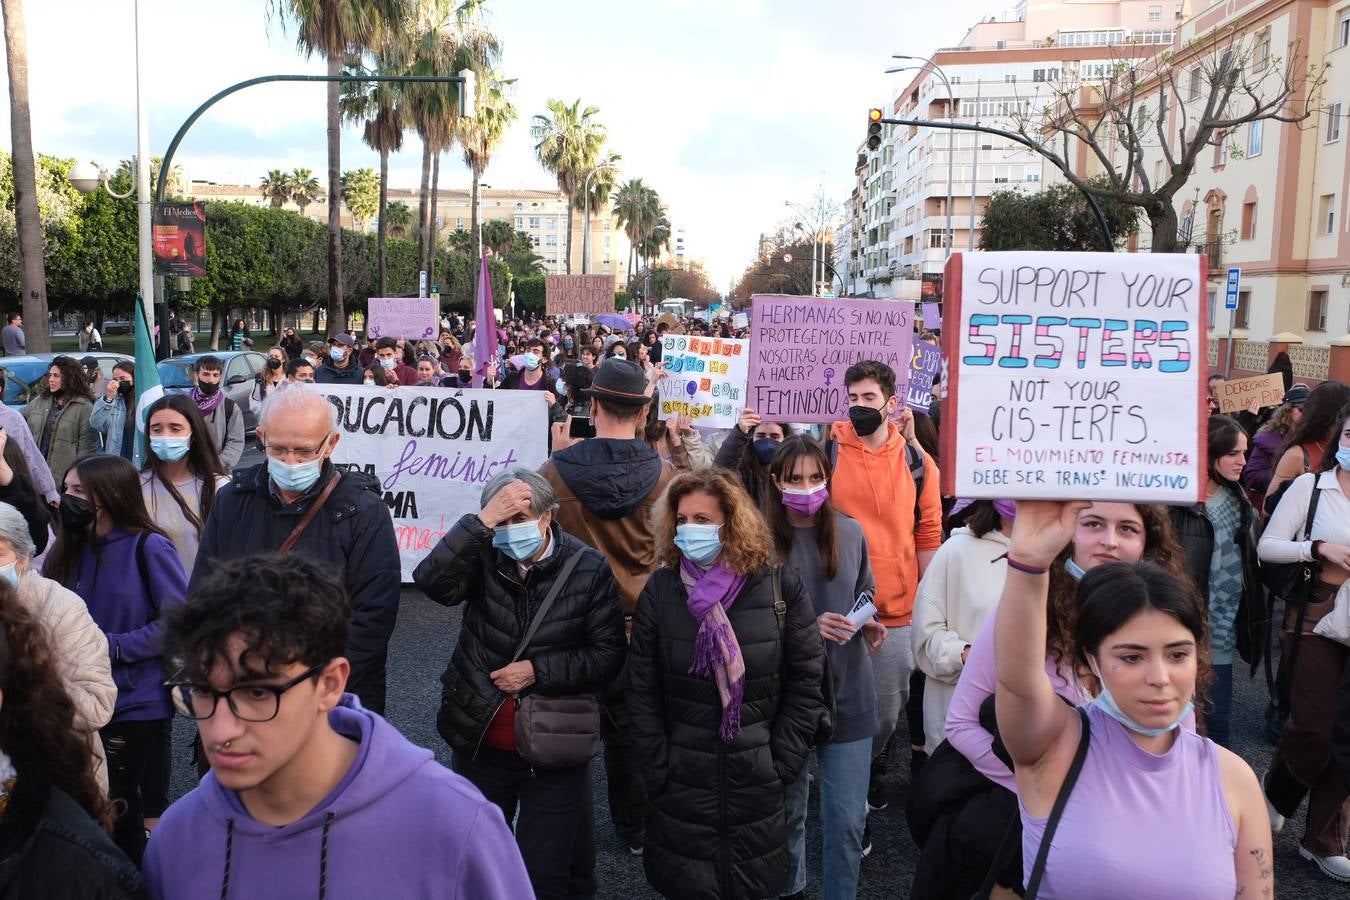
[747,294,914,424]
[367,297,438,340]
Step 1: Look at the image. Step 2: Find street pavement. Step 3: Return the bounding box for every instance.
[166,450,1342,897]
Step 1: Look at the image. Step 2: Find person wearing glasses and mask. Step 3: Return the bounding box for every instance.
[190,388,400,715]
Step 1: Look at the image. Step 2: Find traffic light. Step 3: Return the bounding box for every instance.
[866,108,883,151]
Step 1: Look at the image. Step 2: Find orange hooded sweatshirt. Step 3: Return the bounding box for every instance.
[830,419,943,627]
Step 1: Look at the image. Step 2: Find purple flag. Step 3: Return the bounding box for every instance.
[472,252,496,388]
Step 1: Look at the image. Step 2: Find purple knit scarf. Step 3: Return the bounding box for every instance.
[190,386,224,416]
[680,557,748,742]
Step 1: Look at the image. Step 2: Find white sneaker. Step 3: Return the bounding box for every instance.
[1261,770,1285,833]
[1298,845,1350,882]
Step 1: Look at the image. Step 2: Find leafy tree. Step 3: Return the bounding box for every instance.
[340,168,380,229]
[444,227,474,255]
[667,261,721,306]
[513,274,545,315]
[0,152,82,320]
[259,169,291,207]
[979,180,1140,252]
[384,200,412,237]
[531,98,608,273]
[503,246,546,279]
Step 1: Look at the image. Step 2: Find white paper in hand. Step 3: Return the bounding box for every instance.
[846,590,877,632]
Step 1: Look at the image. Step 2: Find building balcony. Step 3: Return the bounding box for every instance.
[1191,240,1223,271]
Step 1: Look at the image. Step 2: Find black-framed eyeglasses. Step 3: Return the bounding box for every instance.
[167,663,325,723]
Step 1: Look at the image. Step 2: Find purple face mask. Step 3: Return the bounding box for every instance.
[781,484,829,517]
[992,499,1017,522]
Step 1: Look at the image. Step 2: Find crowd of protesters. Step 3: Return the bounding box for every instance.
[0,305,1345,899]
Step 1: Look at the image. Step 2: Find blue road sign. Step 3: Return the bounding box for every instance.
[1225,267,1241,310]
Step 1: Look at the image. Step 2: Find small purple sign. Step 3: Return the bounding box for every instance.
[747,294,914,424]
[922,302,942,330]
[906,340,943,414]
[367,297,438,341]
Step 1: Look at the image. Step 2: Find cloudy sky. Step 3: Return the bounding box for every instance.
[2,0,998,288]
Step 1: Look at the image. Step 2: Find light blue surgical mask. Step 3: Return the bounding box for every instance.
[675,523,723,566]
[0,562,18,589]
[1065,556,1086,581]
[379,357,397,370]
[268,457,323,494]
[555,378,567,395]
[1089,660,1193,737]
[150,436,190,462]
[523,352,541,371]
[493,520,544,562]
[1336,446,1350,471]
[329,347,345,362]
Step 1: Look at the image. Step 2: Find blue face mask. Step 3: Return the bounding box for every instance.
[493,520,544,562]
[150,436,190,462]
[329,347,345,362]
[0,562,18,589]
[675,523,723,566]
[268,457,323,494]
[555,378,568,395]
[379,357,397,370]
[1089,660,1194,737]
[1337,446,1350,471]
[752,438,780,466]
[1065,556,1086,581]
[523,352,541,371]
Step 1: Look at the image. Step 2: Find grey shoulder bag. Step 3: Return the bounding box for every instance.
[511,548,602,769]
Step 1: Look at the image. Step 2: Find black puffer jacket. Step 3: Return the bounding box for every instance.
[628,565,824,900]
[413,515,627,758]
[1169,481,1269,673]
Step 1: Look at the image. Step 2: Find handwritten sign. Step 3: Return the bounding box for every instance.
[1218,373,1285,413]
[657,335,750,428]
[315,384,548,580]
[941,250,1206,503]
[922,303,942,330]
[907,341,943,414]
[732,312,749,329]
[747,294,914,424]
[367,297,438,341]
[546,274,615,315]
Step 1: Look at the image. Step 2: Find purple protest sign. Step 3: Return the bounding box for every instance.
[906,340,943,414]
[747,294,914,424]
[367,297,439,341]
[922,302,942,330]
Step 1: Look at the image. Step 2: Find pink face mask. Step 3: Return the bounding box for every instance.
[781,484,829,517]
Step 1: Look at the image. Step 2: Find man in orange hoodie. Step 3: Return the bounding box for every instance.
[830,359,943,815]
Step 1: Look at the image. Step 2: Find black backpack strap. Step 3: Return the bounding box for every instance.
[511,548,586,662]
[906,441,926,532]
[974,815,1022,899]
[771,566,786,632]
[1023,706,1092,900]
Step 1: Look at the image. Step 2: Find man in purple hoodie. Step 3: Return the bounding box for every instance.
[144,553,531,900]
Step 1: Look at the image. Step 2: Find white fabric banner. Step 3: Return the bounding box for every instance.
[315,385,549,580]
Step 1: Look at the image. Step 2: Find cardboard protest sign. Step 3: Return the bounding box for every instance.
[907,340,943,414]
[657,335,750,429]
[366,297,438,341]
[747,294,914,424]
[1218,373,1285,413]
[941,251,1206,503]
[315,384,548,580]
[546,274,615,315]
[732,312,749,329]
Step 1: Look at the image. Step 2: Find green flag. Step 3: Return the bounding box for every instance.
[132,295,163,468]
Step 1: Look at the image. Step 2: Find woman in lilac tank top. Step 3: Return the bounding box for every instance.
[995,500,1273,900]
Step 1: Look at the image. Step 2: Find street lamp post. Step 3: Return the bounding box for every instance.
[581,162,617,275]
[889,54,955,256]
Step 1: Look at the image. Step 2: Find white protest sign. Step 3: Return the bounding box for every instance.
[314,384,548,580]
[657,335,750,429]
[942,251,1206,503]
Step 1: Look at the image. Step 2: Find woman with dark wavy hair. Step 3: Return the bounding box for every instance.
[139,395,228,580]
[0,582,147,896]
[21,356,97,489]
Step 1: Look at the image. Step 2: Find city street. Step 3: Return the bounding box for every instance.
[168,585,1347,900]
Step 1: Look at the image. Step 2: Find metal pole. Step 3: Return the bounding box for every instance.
[970,78,981,251]
[1224,310,1236,378]
[889,56,954,257]
[579,163,615,276]
[133,0,152,342]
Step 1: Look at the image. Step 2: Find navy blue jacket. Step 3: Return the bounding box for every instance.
[191,461,401,713]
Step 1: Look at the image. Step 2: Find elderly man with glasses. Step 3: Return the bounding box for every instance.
[189,387,400,714]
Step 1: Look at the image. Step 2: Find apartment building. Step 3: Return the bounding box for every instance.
[846,0,1185,297]
[186,181,630,283]
[1041,0,1349,382]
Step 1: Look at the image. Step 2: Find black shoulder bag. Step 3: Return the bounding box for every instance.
[1022,706,1092,900]
[511,549,602,769]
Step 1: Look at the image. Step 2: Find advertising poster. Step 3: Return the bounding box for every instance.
[152,202,206,278]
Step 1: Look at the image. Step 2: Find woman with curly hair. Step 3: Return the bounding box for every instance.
[22,356,97,489]
[627,468,825,900]
[0,581,147,896]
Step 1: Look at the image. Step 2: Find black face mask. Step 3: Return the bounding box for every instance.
[266,358,282,371]
[848,404,885,437]
[59,494,95,532]
[117,380,134,397]
[197,380,220,396]
[458,371,472,383]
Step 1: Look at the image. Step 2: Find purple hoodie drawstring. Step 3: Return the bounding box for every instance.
[220,818,234,900]
[318,812,335,900]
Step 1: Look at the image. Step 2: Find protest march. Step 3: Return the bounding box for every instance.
[4,249,1348,900]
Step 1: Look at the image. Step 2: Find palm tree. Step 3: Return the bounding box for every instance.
[289,167,323,214]
[341,57,405,295]
[613,178,661,293]
[260,169,292,207]
[384,200,412,238]
[2,0,47,351]
[267,0,413,336]
[504,247,547,278]
[117,156,187,198]
[575,150,619,273]
[480,218,516,257]
[340,168,380,229]
[457,72,516,276]
[531,98,607,274]
[395,0,498,276]
[444,227,474,255]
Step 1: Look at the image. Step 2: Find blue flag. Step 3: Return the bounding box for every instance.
[132,295,163,467]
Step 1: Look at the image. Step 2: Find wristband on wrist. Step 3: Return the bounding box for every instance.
[1002,553,1050,576]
